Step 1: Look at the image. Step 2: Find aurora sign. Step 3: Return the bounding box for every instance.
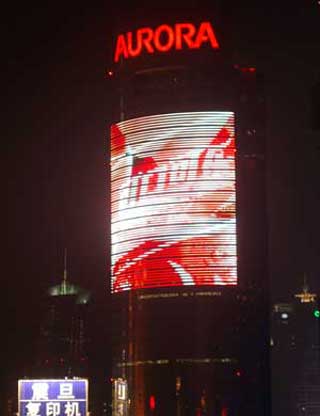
[113,21,220,63]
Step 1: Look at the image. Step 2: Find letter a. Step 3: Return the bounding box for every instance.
[194,22,219,49]
[114,34,129,63]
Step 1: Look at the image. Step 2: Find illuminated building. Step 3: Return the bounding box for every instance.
[108,14,269,416]
[28,256,106,416]
[37,255,91,378]
[272,279,320,416]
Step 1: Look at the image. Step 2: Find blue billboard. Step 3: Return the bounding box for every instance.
[18,379,88,416]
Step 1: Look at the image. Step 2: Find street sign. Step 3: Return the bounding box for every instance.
[18,379,88,416]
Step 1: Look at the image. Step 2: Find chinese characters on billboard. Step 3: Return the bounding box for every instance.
[18,379,88,416]
[111,112,237,292]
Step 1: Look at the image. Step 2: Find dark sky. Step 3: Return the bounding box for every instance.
[3,2,114,383]
[2,0,320,387]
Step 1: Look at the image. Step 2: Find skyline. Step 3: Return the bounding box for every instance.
[3,2,320,410]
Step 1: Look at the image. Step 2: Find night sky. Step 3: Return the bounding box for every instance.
[2,0,320,397]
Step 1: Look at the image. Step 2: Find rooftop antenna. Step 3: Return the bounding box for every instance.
[303,273,308,293]
[62,248,68,294]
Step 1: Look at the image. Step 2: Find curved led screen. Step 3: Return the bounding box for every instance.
[111,112,237,293]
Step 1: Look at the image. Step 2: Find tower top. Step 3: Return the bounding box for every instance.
[47,249,91,304]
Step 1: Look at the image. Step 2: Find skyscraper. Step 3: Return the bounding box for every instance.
[37,255,91,378]
[272,279,320,415]
[108,13,269,416]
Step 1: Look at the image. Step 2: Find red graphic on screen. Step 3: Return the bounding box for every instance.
[111,112,237,292]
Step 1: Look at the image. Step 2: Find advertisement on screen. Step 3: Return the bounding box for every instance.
[111,112,237,293]
[18,379,88,416]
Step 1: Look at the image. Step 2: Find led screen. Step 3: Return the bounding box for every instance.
[111,112,237,292]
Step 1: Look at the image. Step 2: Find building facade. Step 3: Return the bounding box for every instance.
[36,266,91,378]
[108,14,269,416]
[272,281,320,416]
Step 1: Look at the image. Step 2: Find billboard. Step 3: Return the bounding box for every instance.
[111,112,237,293]
[112,378,128,416]
[18,379,88,416]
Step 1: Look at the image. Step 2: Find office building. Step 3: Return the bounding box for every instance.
[108,13,269,416]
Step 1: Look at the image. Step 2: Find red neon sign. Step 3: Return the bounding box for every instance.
[149,395,156,411]
[114,22,219,63]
